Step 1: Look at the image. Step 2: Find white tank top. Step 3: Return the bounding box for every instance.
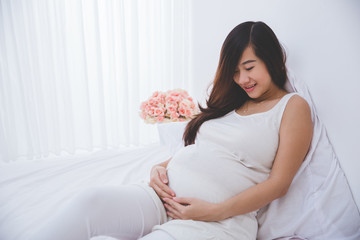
[154,93,297,240]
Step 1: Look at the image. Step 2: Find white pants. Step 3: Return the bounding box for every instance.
[28,185,174,240]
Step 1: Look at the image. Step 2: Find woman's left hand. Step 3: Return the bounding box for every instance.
[163,197,226,222]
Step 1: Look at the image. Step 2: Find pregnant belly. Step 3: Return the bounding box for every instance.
[166,144,262,203]
[167,163,257,204]
[167,165,230,203]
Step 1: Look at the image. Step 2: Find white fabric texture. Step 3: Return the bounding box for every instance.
[0,0,192,162]
[138,230,175,240]
[90,231,175,240]
[28,185,163,240]
[154,94,296,240]
[157,122,188,157]
[256,74,360,239]
[91,237,121,240]
[0,145,172,240]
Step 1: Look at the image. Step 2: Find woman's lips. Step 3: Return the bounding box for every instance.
[244,83,256,92]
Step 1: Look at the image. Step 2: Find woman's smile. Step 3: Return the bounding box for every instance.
[243,83,257,92]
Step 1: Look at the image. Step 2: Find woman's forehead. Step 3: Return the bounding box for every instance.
[239,47,257,65]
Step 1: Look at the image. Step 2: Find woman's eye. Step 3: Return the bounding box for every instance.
[246,66,254,71]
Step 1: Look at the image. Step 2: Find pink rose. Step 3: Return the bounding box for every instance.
[149,107,156,116]
[180,101,189,109]
[167,90,180,97]
[159,96,166,104]
[170,112,179,119]
[186,109,192,117]
[148,98,155,106]
[154,107,165,116]
[178,108,186,116]
[152,91,159,98]
[165,96,176,103]
[167,106,177,113]
[153,100,160,107]
[140,102,147,110]
[157,115,165,122]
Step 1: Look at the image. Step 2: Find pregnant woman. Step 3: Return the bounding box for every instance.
[28,21,313,240]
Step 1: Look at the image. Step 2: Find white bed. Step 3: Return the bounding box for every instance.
[0,145,172,240]
[1,76,360,240]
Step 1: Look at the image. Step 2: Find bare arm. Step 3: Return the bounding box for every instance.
[149,158,176,199]
[218,95,313,218]
[164,95,313,221]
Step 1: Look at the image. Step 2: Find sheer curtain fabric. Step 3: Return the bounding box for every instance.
[0,0,192,162]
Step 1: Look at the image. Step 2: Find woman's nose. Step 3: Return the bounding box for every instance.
[238,73,250,85]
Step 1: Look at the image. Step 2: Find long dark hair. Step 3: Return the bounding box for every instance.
[183,21,288,146]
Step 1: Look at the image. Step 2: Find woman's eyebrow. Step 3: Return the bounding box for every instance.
[241,59,256,65]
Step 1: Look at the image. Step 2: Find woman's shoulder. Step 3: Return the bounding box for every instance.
[282,93,312,126]
[286,93,311,112]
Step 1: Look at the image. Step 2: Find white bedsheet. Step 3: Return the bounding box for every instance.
[0,144,171,240]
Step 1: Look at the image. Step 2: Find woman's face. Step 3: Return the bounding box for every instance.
[233,46,279,100]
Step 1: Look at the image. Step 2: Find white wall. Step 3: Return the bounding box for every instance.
[190,0,360,207]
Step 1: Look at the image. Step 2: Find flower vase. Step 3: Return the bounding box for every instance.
[157,121,188,155]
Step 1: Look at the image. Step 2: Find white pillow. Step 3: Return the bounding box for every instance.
[157,121,187,156]
[256,73,360,239]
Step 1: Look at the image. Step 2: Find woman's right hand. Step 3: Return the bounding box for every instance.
[149,165,176,200]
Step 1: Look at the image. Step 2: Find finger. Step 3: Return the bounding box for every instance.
[153,178,176,197]
[153,170,176,197]
[152,184,173,199]
[155,167,168,183]
[159,172,168,184]
[159,183,176,197]
[173,197,192,205]
[151,176,175,197]
[164,203,176,213]
[164,203,182,219]
[164,198,184,211]
[166,210,179,219]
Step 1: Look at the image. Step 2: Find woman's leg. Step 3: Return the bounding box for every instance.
[28,185,162,240]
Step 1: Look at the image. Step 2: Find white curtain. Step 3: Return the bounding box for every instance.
[0,0,192,162]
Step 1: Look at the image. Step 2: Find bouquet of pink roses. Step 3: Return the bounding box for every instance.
[140,89,199,123]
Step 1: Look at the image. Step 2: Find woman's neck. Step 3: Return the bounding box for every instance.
[251,88,288,103]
